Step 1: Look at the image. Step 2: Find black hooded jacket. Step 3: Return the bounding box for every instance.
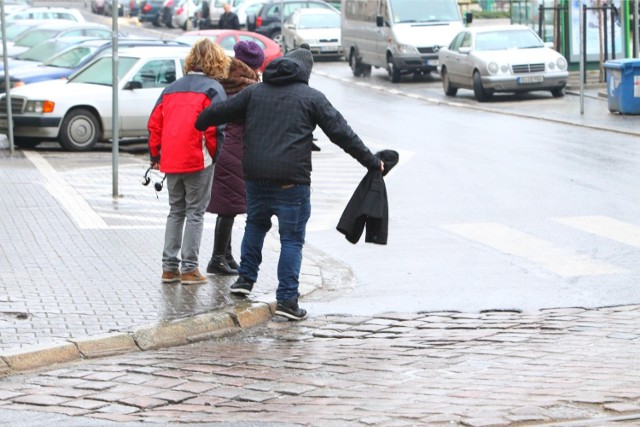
[337,150,399,245]
[195,56,380,185]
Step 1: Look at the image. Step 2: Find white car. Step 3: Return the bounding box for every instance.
[438,25,569,101]
[0,46,191,151]
[282,8,342,58]
[171,0,201,30]
[5,6,86,23]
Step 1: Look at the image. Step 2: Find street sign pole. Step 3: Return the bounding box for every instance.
[1,0,14,154]
[112,0,120,197]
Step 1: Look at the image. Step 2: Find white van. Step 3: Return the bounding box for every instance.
[341,0,471,82]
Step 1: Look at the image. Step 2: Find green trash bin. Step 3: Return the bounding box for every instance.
[605,59,640,115]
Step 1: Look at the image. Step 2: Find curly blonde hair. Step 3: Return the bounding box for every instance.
[184,38,231,80]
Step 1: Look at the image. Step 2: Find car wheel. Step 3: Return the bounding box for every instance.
[349,51,363,77]
[59,109,100,152]
[152,14,161,27]
[271,31,284,53]
[551,87,565,98]
[387,55,401,83]
[441,68,458,96]
[472,71,492,102]
[14,137,41,149]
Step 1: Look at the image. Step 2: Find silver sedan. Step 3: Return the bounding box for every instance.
[438,25,569,102]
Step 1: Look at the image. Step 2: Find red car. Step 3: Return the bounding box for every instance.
[175,29,282,73]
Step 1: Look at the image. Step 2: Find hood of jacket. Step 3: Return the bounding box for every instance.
[262,57,309,86]
[221,57,260,95]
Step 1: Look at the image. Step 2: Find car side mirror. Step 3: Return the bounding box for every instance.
[458,47,471,54]
[465,12,473,24]
[376,15,383,27]
[246,13,256,31]
[124,81,143,90]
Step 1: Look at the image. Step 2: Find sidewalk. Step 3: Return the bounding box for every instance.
[0,146,323,375]
[1,81,638,376]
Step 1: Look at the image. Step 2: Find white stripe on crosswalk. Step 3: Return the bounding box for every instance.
[554,216,640,247]
[24,151,109,230]
[443,222,626,277]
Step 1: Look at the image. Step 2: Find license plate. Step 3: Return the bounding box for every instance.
[320,46,336,52]
[518,76,544,84]
[424,58,439,66]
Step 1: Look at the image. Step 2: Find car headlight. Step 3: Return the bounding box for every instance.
[25,100,55,114]
[395,43,419,55]
[556,57,567,70]
[487,62,499,75]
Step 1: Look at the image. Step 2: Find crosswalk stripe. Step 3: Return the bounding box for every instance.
[554,216,640,247]
[443,222,626,277]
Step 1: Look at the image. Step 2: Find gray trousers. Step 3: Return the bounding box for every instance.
[162,165,214,273]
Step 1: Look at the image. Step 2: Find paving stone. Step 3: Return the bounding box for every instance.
[12,394,71,406]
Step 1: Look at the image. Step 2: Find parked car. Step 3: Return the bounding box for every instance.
[171,0,201,30]
[138,0,164,26]
[5,21,122,58]
[91,0,106,14]
[282,8,342,58]
[0,19,58,52]
[5,6,86,23]
[0,36,99,74]
[4,39,188,94]
[104,0,139,17]
[438,25,569,102]
[0,45,191,151]
[247,0,337,46]
[234,0,265,29]
[160,0,178,27]
[175,29,281,72]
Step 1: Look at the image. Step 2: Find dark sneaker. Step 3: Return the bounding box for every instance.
[161,270,181,283]
[275,298,307,321]
[180,268,208,285]
[229,276,254,295]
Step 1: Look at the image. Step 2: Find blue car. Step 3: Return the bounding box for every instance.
[4,38,189,93]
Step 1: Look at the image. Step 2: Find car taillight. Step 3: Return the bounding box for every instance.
[256,16,262,27]
[143,4,151,11]
[176,6,184,15]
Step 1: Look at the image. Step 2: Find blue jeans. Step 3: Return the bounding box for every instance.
[239,181,311,302]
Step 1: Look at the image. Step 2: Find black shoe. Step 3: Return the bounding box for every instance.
[206,255,238,275]
[275,298,307,320]
[225,248,239,270]
[229,276,254,295]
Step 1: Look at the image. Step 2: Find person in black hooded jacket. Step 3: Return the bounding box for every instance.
[195,47,383,320]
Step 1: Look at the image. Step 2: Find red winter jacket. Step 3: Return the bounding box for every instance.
[148,73,227,174]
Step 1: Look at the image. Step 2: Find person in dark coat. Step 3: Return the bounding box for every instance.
[206,41,264,276]
[218,2,240,29]
[337,150,399,244]
[195,47,383,320]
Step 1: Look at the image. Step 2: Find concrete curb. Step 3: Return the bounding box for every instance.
[0,302,274,375]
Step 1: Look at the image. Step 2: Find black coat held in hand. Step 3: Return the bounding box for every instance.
[337,150,399,245]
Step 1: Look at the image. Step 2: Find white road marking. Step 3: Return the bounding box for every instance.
[24,151,109,230]
[443,222,625,277]
[554,216,640,247]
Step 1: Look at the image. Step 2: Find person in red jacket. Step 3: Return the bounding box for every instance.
[147,38,230,285]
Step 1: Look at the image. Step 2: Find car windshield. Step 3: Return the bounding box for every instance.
[17,41,73,62]
[475,29,544,51]
[15,29,59,47]
[298,13,339,29]
[68,56,138,86]
[44,46,98,68]
[4,23,37,41]
[389,0,460,23]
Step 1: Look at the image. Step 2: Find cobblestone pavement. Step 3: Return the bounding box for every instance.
[0,307,639,426]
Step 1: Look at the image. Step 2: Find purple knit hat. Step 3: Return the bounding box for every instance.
[233,41,265,70]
